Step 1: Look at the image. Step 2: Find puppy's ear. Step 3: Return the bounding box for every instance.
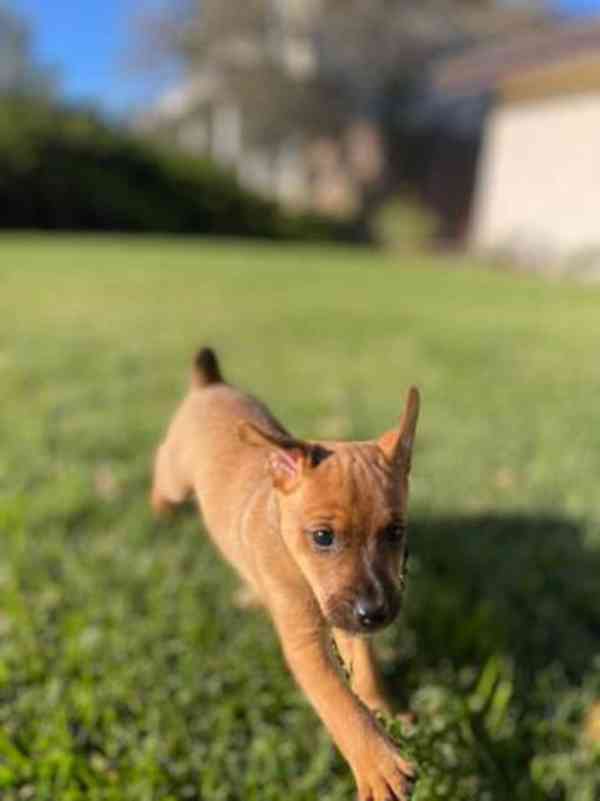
[377,386,420,473]
[238,422,312,493]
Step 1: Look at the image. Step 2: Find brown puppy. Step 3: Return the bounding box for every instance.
[151,347,420,801]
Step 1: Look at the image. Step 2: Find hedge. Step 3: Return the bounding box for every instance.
[0,98,350,241]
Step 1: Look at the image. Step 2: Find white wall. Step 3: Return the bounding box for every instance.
[472,93,600,259]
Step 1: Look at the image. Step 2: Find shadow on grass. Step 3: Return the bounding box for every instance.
[392,513,600,688]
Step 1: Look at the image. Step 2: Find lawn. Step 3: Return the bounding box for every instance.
[0,234,599,800]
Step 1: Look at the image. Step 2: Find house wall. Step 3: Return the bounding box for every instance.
[472,92,600,259]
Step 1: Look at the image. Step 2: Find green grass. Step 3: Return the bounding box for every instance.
[0,234,599,800]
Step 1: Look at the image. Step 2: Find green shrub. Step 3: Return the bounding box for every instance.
[373,196,437,251]
[0,98,346,240]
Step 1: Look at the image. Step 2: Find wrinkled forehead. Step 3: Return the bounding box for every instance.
[300,443,397,530]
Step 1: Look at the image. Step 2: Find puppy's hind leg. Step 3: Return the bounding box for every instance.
[150,443,191,517]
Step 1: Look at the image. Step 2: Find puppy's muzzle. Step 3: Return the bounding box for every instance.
[328,588,401,634]
[354,595,393,632]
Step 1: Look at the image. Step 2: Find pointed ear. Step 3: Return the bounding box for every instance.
[238,421,311,493]
[377,386,420,473]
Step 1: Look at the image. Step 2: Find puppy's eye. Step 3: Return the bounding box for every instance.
[382,523,405,547]
[311,529,335,549]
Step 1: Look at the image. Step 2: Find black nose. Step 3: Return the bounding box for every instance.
[355,597,389,630]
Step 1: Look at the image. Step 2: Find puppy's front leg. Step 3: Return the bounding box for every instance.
[271,602,415,801]
[333,629,393,717]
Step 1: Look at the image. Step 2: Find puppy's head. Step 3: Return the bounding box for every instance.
[239,387,420,635]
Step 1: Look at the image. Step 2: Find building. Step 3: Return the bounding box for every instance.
[433,19,600,263]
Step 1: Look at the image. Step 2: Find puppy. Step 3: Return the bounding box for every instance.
[151,348,420,801]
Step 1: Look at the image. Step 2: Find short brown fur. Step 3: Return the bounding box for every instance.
[151,347,420,801]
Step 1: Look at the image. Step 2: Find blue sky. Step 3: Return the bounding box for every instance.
[9,0,600,117]
[557,0,600,12]
[10,0,174,116]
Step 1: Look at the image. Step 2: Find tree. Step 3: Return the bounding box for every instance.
[138,0,546,145]
[134,0,549,230]
[0,6,57,98]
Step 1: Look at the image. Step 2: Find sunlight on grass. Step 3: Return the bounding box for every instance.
[0,235,599,800]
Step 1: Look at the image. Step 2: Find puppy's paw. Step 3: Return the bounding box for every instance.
[352,734,416,801]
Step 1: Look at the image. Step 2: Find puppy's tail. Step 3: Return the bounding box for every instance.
[192,347,223,387]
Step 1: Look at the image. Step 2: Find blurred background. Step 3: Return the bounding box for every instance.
[2,0,600,264]
[1,2,600,801]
